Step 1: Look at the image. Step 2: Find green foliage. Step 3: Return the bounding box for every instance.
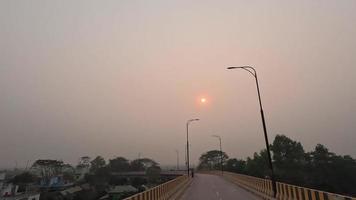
[130,158,158,171]
[130,159,145,171]
[77,156,91,169]
[245,150,270,178]
[271,134,306,184]
[131,177,147,188]
[225,158,246,174]
[197,150,228,170]
[90,156,106,173]
[146,165,161,184]
[109,177,128,185]
[304,144,356,195]
[85,155,164,190]
[223,134,356,197]
[109,157,130,172]
[11,172,35,184]
[31,159,66,184]
[63,171,75,182]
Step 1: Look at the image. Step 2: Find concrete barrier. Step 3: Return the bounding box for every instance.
[123,175,190,200]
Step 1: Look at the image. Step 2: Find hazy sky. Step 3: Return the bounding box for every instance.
[1,0,356,169]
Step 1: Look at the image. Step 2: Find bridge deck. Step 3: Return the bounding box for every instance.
[181,173,262,200]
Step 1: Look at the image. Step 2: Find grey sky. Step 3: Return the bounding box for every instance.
[1,0,356,169]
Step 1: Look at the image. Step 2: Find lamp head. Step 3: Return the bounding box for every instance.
[187,118,200,123]
[227,66,251,70]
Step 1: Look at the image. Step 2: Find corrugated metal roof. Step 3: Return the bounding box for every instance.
[108,185,138,193]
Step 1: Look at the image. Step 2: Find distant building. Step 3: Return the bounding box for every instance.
[0,170,40,200]
[0,183,40,200]
[0,192,40,200]
[60,185,82,199]
[40,175,74,189]
[1,183,19,197]
[108,185,138,199]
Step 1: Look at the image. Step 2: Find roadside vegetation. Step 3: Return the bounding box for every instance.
[197,134,356,197]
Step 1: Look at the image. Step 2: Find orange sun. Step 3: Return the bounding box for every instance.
[200,98,207,103]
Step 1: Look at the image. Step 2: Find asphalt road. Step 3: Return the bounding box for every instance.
[180,173,262,200]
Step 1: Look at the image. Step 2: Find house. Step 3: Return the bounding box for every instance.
[0,171,40,200]
[108,185,138,199]
[39,175,74,190]
[59,186,82,200]
[0,192,40,200]
[1,183,21,197]
[1,183,39,200]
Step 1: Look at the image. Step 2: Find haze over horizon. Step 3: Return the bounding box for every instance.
[1,0,356,169]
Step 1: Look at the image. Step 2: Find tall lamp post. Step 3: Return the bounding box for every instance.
[175,150,179,170]
[186,118,199,176]
[227,66,277,197]
[212,135,223,175]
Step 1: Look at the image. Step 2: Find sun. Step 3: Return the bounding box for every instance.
[200,98,207,103]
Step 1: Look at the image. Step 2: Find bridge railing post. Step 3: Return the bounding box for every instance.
[122,175,190,200]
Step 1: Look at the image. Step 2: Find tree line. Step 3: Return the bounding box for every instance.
[84,156,162,185]
[10,156,161,189]
[11,156,163,200]
[198,134,356,197]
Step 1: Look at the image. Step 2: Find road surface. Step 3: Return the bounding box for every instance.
[181,173,262,200]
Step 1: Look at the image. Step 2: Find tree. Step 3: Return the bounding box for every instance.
[222,135,356,197]
[11,172,35,184]
[197,150,228,170]
[130,159,145,171]
[146,165,161,184]
[270,134,306,184]
[331,155,356,196]
[109,177,128,185]
[109,157,130,172]
[90,156,106,173]
[130,158,158,171]
[225,158,246,174]
[304,144,356,195]
[63,171,75,182]
[31,159,64,184]
[77,156,91,169]
[131,177,147,189]
[245,150,270,178]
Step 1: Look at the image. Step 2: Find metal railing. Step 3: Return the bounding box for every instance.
[215,171,356,200]
[123,175,190,200]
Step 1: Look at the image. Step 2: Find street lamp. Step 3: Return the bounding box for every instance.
[175,150,179,170]
[186,118,199,176]
[212,135,223,175]
[227,66,277,197]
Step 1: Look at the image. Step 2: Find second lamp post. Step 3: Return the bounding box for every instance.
[212,135,223,174]
[186,118,199,176]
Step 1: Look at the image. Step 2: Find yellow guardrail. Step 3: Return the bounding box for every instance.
[275,182,356,200]
[214,171,356,200]
[123,175,190,200]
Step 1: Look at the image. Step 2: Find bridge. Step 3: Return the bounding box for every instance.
[123,171,356,200]
[180,173,260,200]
